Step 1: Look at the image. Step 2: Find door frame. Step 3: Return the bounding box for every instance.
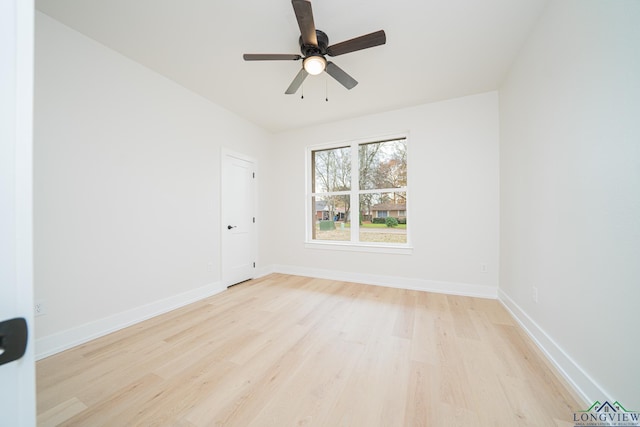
[220,148,257,287]
[0,0,36,424]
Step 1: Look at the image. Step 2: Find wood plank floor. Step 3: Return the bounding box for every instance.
[37,274,582,426]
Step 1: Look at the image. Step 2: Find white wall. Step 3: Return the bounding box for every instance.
[34,12,271,357]
[36,1,640,409]
[500,0,640,407]
[266,92,500,296]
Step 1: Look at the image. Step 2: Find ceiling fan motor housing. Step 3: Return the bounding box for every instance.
[300,29,329,57]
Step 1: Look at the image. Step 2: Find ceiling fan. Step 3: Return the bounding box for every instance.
[243,0,386,94]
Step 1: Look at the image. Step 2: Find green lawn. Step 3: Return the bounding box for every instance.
[361,223,406,229]
[339,222,407,229]
[315,221,407,243]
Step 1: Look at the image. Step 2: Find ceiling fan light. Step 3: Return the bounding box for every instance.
[303,55,326,75]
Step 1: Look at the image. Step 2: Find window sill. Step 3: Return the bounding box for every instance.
[304,241,413,255]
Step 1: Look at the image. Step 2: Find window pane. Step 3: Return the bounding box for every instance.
[312,195,351,241]
[359,139,407,191]
[312,146,351,193]
[358,192,407,244]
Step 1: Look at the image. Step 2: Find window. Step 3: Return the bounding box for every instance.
[307,136,409,251]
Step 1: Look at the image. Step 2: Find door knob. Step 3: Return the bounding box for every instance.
[0,318,28,367]
[227,225,237,230]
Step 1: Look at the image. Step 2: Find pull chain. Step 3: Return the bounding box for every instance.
[325,77,329,102]
[301,84,304,100]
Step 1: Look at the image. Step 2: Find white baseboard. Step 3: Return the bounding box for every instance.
[271,264,498,299]
[498,289,605,406]
[35,281,225,360]
[253,265,275,280]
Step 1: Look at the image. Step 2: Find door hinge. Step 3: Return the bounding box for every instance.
[253,262,256,268]
[253,217,255,223]
[252,172,255,178]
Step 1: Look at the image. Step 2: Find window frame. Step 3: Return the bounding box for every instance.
[305,133,412,254]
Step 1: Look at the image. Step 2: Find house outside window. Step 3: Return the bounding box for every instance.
[307,135,410,252]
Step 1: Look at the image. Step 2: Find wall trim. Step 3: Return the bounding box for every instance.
[271,264,498,299]
[498,289,606,406]
[253,265,275,280]
[35,281,225,360]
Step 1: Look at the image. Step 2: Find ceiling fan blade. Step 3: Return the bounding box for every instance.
[285,68,309,94]
[243,54,302,61]
[292,0,318,46]
[326,30,386,57]
[325,62,358,90]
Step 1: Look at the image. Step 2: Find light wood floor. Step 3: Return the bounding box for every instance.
[37,274,581,426]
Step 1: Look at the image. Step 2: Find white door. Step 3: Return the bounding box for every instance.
[221,150,256,287]
[0,0,36,425]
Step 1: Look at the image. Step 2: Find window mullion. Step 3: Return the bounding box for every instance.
[311,191,351,197]
[359,187,407,195]
[351,142,359,242]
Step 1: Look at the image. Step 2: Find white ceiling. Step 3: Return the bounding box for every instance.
[35,0,548,133]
